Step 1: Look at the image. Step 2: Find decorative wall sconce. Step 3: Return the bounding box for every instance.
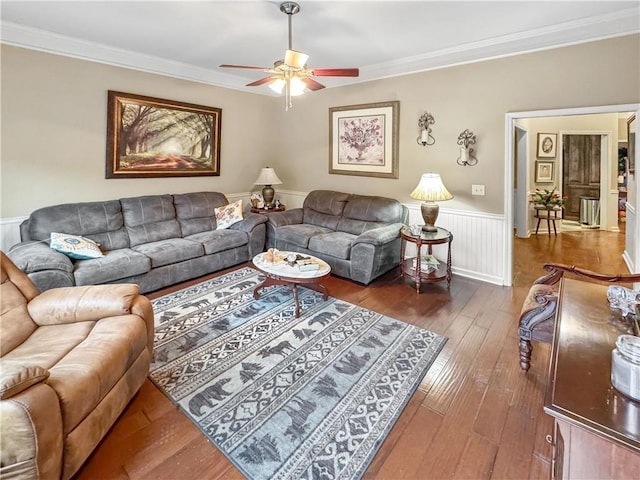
[456,129,478,166]
[417,112,436,146]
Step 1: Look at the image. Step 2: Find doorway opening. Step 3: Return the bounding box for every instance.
[504,104,640,286]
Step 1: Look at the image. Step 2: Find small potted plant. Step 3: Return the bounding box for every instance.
[530,187,567,210]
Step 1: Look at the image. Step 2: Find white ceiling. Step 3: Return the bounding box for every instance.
[1,1,638,95]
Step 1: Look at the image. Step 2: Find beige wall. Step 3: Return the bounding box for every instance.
[275,34,639,214]
[1,34,639,219]
[0,45,281,217]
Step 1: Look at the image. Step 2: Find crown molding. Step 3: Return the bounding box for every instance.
[1,6,638,94]
[0,21,269,95]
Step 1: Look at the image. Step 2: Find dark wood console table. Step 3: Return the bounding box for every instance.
[544,278,640,479]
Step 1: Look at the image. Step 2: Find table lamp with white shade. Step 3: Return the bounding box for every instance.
[253,167,283,207]
[410,173,453,232]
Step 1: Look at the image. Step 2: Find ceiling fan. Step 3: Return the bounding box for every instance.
[220,2,359,110]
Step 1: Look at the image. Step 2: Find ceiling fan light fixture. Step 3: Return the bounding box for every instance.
[268,78,286,94]
[268,76,306,96]
[289,76,306,96]
[220,1,358,110]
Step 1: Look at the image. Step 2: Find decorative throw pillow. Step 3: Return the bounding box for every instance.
[214,200,243,229]
[50,232,104,260]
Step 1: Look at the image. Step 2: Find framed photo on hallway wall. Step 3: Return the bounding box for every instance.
[536,132,557,158]
[106,91,222,178]
[535,161,554,183]
[329,101,399,178]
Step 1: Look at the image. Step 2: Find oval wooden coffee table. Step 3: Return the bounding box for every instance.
[252,252,331,318]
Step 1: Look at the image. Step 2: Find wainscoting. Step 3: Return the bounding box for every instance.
[278,190,507,286]
[0,190,508,286]
[0,216,27,252]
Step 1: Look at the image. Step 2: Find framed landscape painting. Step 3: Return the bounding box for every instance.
[329,101,399,178]
[106,91,222,178]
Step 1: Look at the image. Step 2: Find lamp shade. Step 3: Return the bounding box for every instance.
[254,167,283,186]
[410,173,453,202]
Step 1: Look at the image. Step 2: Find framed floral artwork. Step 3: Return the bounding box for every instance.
[329,101,399,178]
[536,132,557,158]
[106,91,222,178]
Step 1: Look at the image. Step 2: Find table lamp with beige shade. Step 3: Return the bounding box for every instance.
[253,167,283,207]
[410,173,453,232]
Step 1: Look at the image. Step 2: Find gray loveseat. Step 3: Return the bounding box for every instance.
[265,190,408,285]
[7,192,267,293]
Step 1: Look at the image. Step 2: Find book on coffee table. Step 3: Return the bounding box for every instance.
[297,259,320,271]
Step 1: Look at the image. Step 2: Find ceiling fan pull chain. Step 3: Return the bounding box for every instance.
[285,77,292,111]
[288,10,293,50]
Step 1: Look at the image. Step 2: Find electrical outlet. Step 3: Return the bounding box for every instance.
[472,184,485,196]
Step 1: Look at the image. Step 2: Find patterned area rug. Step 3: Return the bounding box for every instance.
[150,267,447,480]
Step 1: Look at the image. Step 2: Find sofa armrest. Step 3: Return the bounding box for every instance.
[1,379,64,479]
[8,241,73,274]
[266,208,304,228]
[353,223,404,246]
[131,294,155,356]
[0,363,50,400]
[229,212,268,233]
[27,283,143,325]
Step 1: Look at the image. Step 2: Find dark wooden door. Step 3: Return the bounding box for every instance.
[562,135,601,221]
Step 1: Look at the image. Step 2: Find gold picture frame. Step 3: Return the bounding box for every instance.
[329,101,399,178]
[106,91,222,178]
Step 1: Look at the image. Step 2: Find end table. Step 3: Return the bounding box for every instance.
[251,205,285,214]
[400,226,453,293]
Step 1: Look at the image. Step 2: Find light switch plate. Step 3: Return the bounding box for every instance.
[472,184,485,196]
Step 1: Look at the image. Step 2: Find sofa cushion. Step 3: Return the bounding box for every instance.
[4,317,148,434]
[337,195,406,235]
[308,232,357,260]
[25,200,129,251]
[173,192,229,236]
[276,224,334,249]
[50,233,104,260]
[303,190,350,230]
[132,238,204,268]
[73,249,151,286]
[120,195,182,247]
[185,229,247,255]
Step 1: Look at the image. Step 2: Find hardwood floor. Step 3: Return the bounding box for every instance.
[75,228,627,480]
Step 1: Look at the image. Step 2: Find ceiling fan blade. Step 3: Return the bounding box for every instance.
[246,77,277,87]
[285,49,309,68]
[301,77,325,91]
[312,68,360,77]
[219,64,271,71]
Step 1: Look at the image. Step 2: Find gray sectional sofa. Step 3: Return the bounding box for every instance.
[7,192,267,293]
[265,190,408,285]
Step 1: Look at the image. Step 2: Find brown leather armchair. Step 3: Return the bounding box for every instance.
[518,263,640,371]
[0,252,154,479]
